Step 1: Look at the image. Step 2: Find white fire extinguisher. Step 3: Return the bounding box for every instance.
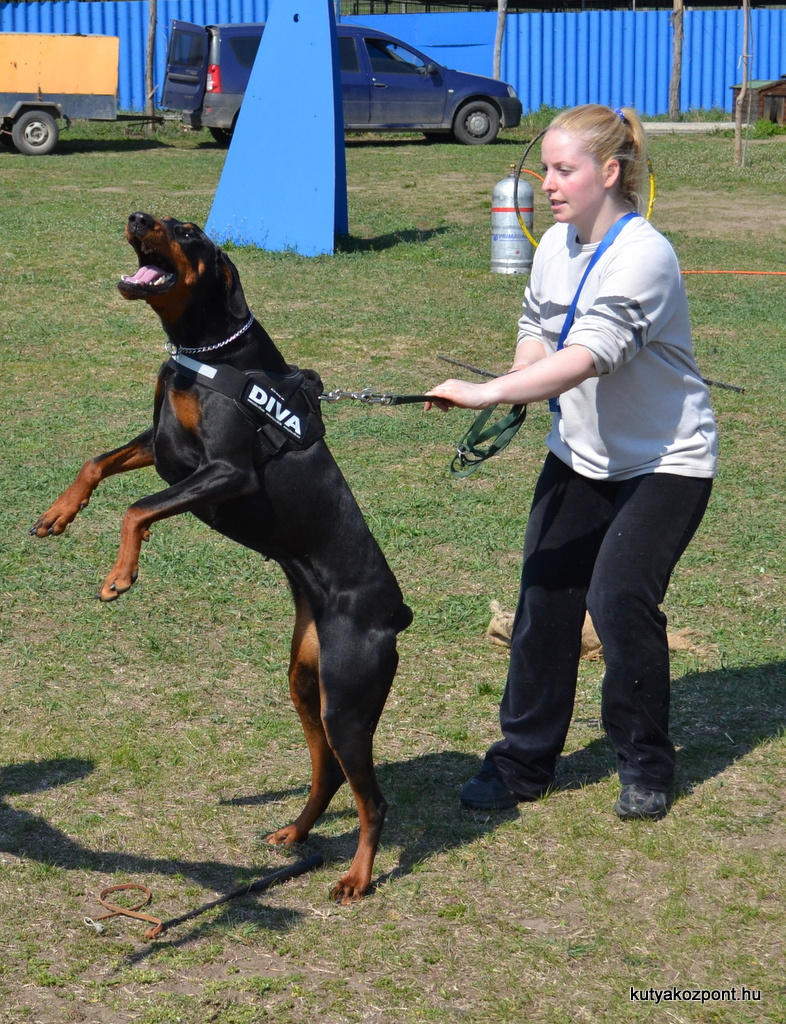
[491,167,534,275]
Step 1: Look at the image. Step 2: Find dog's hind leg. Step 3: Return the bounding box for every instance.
[265,594,345,848]
[317,622,399,904]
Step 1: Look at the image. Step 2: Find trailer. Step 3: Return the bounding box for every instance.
[0,32,120,154]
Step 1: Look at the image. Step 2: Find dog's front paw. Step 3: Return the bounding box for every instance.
[30,499,85,537]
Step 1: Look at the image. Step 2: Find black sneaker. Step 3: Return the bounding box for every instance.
[614,784,667,821]
[460,769,521,810]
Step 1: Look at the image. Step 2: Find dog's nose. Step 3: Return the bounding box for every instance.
[127,212,156,237]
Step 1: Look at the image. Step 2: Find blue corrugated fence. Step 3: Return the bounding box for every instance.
[1,3,784,116]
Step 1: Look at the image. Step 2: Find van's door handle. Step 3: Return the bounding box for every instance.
[168,72,201,84]
[372,80,387,88]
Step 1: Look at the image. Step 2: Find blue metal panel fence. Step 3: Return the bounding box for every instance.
[1,3,784,116]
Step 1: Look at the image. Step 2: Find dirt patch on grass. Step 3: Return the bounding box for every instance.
[654,190,785,239]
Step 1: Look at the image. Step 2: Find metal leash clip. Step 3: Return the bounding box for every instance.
[455,443,470,468]
[320,388,393,406]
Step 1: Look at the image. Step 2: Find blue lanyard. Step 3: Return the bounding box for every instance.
[549,211,639,412]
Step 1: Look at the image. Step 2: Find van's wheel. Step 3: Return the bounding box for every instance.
[452,101,500,145]
[209,127,232,147]
[11,110,59,155]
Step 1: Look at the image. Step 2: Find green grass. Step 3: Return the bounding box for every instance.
[1,117,785,1023]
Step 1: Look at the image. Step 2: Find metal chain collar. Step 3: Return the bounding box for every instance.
[166,313,256,356]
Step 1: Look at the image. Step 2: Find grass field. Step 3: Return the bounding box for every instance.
[1,116,785,1024]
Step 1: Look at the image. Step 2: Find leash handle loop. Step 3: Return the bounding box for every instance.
[450,404,527,478]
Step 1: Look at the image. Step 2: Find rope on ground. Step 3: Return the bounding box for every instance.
[83,855,324,941]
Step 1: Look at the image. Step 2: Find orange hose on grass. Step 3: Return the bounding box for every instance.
[683,270,786,275]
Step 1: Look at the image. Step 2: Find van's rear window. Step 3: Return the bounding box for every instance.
[229,36,263,69]
[170,31,207,68]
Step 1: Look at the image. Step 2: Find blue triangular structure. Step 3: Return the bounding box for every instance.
[206,0,348,255]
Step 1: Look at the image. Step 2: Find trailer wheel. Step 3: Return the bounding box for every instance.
[11,110,59,156]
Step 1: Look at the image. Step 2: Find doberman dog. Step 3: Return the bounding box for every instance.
[31,212,412,903]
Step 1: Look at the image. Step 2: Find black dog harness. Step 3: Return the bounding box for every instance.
[166,351,326,459]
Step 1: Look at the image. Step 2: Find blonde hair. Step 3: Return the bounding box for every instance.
[548,104,648,212]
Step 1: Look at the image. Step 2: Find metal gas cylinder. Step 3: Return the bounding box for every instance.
[491,168,534,275]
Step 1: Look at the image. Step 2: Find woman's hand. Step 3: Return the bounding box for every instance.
[425,379,494,411]
[425,345,597,412]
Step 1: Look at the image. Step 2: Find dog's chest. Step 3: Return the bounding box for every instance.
[152,384,205,481]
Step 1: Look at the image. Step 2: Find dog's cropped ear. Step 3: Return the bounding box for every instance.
[217,249,249,319]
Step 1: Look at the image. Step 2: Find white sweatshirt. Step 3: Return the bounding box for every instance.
[517,216,718,481]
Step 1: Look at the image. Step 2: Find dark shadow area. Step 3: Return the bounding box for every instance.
[551,660,786,800]
[344,134,523,150]
[0,757,310,950]
[221,785,309,807]
[39,137,178,156]
[344,135,442,149]
[336,225,452,254]
[670,660,786,792]
[3,666,782,956]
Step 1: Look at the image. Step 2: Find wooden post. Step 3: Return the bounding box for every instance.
[493,0,508,80]
[145,0,157,135]
[734,0,751,166]
[669,0,684,121]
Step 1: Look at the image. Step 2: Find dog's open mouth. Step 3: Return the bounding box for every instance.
[118,239,178,298]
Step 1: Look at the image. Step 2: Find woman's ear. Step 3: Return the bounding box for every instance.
[603,158,621,189]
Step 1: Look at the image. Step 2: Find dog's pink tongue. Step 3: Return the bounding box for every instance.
[128,265,166,284]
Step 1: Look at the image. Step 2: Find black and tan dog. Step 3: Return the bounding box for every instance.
[31,212,412,903]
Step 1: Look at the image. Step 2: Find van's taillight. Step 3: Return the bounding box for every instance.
[206,64,222,92]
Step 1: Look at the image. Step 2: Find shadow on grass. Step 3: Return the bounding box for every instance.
[336,225,452,253]
[2,664,783,950]
[344,134,524,150]
[35,137,179,156]
[0,757,312,949]
[546,660,786,801]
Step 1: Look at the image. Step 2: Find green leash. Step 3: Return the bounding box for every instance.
[438,356,528,477]
[450,403,527,477]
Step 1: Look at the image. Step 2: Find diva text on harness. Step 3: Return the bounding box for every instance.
[166,352,326,457]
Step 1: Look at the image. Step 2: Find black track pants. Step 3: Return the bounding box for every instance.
[487,453,712,796]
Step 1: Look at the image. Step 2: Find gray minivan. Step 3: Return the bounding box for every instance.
[162,20,522,145]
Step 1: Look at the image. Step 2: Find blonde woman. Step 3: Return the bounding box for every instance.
[428,104,717,820]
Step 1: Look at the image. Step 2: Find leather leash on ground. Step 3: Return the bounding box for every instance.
[84,883,163,937]
[83,855,324,941]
